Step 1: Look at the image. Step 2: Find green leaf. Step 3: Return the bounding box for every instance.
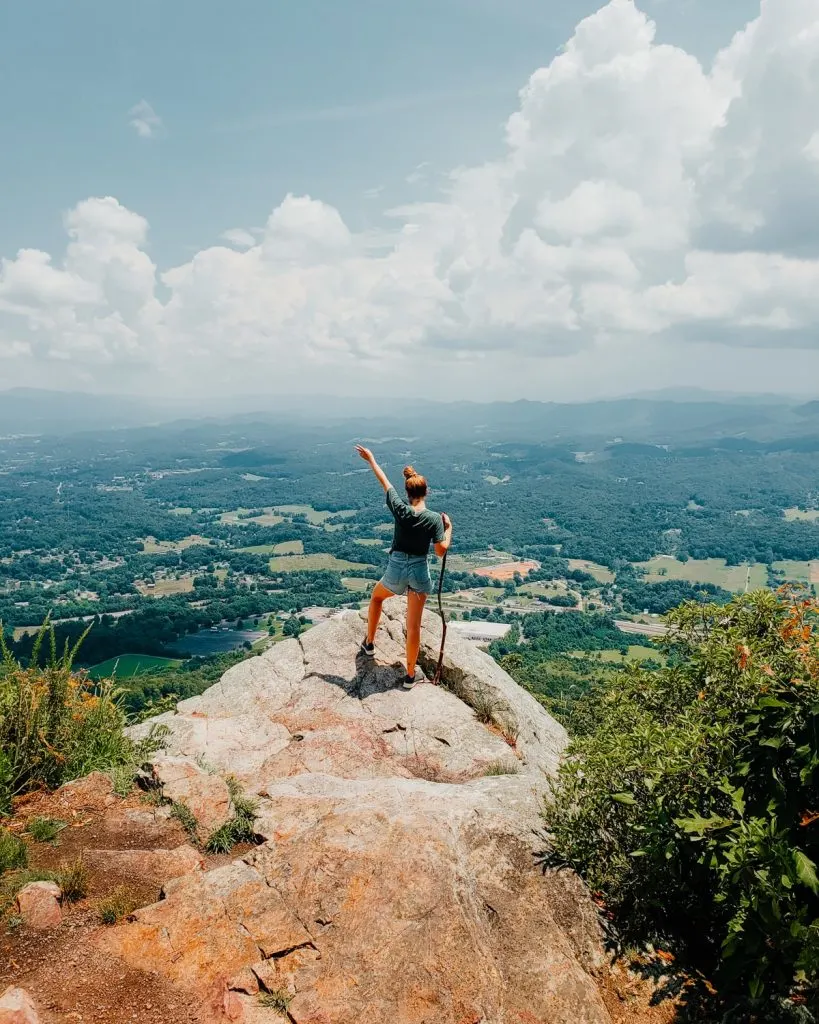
[793,850,819,894]
[612,792,637,806]
[674,814,733,835]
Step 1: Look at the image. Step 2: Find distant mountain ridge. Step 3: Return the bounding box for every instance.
[2,386,819,446]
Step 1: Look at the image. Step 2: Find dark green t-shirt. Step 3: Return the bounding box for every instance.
[386,486,445,557]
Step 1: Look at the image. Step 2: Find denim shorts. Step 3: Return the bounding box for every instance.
[380,551,432,596]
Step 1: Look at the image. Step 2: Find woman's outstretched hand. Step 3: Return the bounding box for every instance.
[355,445,375,463]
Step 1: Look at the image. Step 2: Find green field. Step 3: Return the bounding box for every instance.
[567,559,615,584]
[567,645,664,666]
[219,508,285,527]
[239,540,305,555]
[784,507,819,522]
[273,504,355,525]
[268,554,369,572]
[88,654,182,680]
[634,557,767,592]
[771,560,817,583]
[354,538,384,547]
[140,535,212,554]
[273,540,304,555]
[518,581,568,598]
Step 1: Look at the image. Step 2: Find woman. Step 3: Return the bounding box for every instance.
[355,445,452,689]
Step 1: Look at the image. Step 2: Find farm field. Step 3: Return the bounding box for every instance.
[342,577,373,593]
[447,550,518,573]
[241,540,305,556]
[567,559,615,584]
[135,576,194,597]
[567,645,664,665]
[772,559,819,583]
[219,507,285,527]
[634,556,767,591]
[87,653,182,680]
[273,504,356,525]
[472,560,540,581]
[784,507,819,522]
[140,535,212,554]
[268,553,369,572]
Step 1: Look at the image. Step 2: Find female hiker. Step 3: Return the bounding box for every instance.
[355,445,452,689]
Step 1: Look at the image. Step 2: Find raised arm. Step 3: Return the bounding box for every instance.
[355,445,392,493]
[434,512,453,559]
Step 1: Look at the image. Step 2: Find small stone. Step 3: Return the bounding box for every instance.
[15,882,62,930]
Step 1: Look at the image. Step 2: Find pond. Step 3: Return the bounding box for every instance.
[170,628,267,657]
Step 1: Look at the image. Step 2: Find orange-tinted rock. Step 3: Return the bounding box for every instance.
[85,844,205,883]
[15,882,62,931]
[149,756,232,834]
[0,988,39,1024]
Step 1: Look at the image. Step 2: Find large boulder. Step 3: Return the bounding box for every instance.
[0,988,39,1024]
[117,602,611,1023]
[15,881,61,931]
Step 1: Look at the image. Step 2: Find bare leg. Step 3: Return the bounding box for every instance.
[367,582,395,645]
[405,590,428,677]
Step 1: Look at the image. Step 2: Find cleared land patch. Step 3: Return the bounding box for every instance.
[219,508,285,527]
[567,645,664,665]
[273,504,355,525]
[634,556,767,592]
[472,560,541,582]
[567,559,615,584]
[354,538,385,547]
[342,577,373,593]
[88,654,181,680]
[136,576,195,597]
[784,507,819,522]
[484,474,510,485]
[772,559,818,583]
[268,553,369,572]
[140,535,212,554]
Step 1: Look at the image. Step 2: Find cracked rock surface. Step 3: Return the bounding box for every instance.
[115,601,612,1024]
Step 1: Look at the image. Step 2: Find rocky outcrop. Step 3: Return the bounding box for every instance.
[0,987,39,1024]
[112,601,610,1023]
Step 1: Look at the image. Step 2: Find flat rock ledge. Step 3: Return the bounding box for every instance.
[116,601,612,1024]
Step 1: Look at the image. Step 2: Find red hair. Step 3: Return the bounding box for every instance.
[403,465,428,501]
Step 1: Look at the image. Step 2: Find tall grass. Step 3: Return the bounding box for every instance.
[0,623,144,813]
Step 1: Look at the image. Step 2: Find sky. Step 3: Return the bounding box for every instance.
[2,0,819,403]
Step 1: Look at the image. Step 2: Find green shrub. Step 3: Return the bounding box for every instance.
[205,779,259,853]
[26,816,67,844]
[545,590,819,1017]
[0,625,135,812]
[258,989,292,1015]
[0,828,28,874]
[170,801,199,843]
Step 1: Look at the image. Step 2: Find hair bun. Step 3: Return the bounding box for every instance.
[403,465,417,480]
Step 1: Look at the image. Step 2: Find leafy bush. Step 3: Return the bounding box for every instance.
[0,625,135,812]
[545,590,819,1017]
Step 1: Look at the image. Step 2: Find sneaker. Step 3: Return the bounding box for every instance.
[359,640,375,658]
[402,667,426,690]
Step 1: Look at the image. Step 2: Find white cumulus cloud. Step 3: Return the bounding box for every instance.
[4,0,819,396]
